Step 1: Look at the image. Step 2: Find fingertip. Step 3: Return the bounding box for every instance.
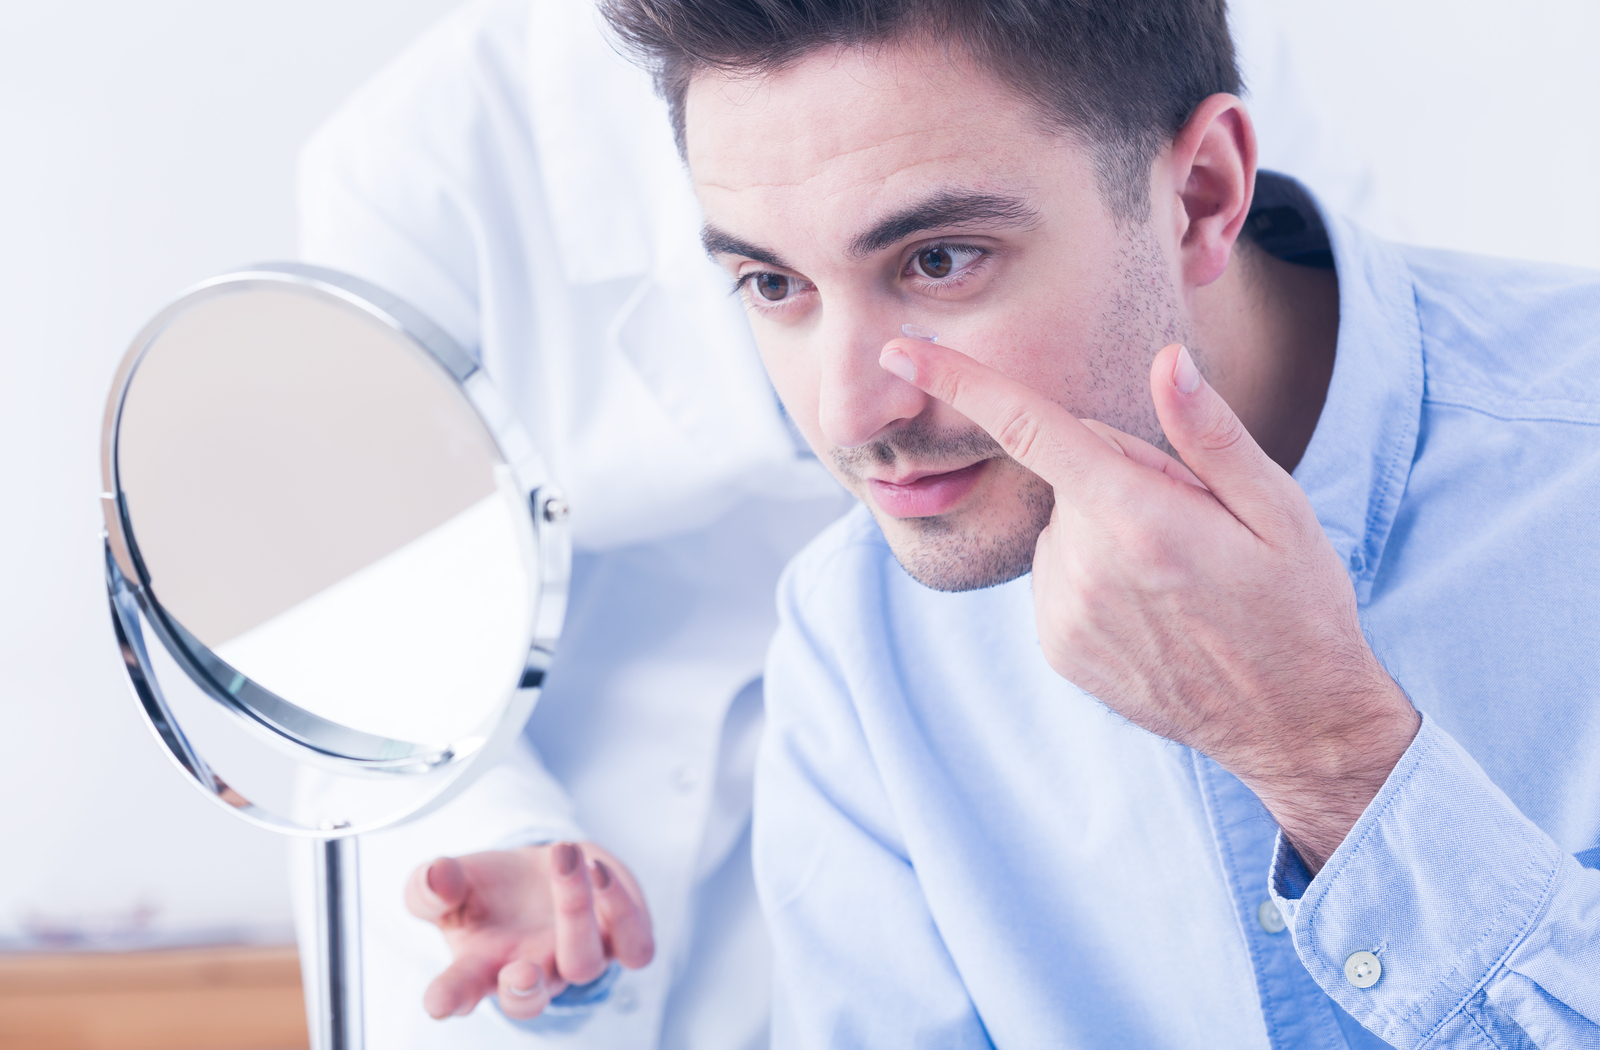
[1172,344,1201,395]
[425,856,467,905]
[552,842,584,880]
[590,858,613,891]
[499,960,551,1018]
[878,345,918,384]
[618,935,656,969]
[422,980,457,1021]
[1146,343,1180,392]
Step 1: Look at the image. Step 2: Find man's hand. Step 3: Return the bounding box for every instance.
[879,338,1420,871]
[404,841,654,1021]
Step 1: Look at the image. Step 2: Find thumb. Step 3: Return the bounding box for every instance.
[1151,344,1295,533]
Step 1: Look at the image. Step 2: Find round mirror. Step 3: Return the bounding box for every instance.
[101,263,569,837]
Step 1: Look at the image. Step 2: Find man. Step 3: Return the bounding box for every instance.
[293,0,1394,1044]
[598,0,1600,1047]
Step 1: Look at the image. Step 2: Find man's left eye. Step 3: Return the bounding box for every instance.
[910,245,983,280]
[754,273,792,300]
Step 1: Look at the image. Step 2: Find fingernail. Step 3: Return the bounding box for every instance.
[1173,345,1201,395]
[900,323,938,343]
[553,842,581,877]
[591,859,613,891]
[880,347,917,383]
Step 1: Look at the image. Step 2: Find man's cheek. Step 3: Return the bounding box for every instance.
[760,351,825,444]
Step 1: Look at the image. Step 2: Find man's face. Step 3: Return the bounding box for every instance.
[687,41,1189,591]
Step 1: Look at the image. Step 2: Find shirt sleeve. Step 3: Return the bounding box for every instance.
[1269,713,1600,1048]
[755,561,994,1050]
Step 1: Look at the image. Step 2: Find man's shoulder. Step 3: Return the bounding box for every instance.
[779,504,896,614]
[1399,245,1600,424]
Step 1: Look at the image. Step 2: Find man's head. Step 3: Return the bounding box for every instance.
[603,0,1258,590]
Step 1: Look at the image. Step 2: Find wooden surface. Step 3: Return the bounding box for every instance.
[0,944,309,1050]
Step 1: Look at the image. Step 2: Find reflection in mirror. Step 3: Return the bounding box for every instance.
[115,284,535,751]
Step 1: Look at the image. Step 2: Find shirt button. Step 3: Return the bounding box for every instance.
[670,765,698,794]
[613,985,639,1014]
[1345,951,1382,988]
[1257,899,1287,934]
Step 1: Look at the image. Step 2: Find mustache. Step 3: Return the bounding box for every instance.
[831,418,1006,476]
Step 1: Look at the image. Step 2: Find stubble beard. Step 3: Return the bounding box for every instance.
[837,223,1187,594]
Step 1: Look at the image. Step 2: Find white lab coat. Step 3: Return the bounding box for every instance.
[288,1,846,1047]
[286,1,1381,1047]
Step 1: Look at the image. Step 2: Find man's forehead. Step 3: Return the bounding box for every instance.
[684,42,1064,198]
[683,42,1076,254]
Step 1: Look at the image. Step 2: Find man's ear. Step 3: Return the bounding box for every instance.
[1166,93,1257,289]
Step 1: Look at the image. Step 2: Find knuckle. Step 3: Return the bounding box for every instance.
[1196,406,1251,456]
[996,403,1043,465]
[924,360,964,404]
[556,894,594,918]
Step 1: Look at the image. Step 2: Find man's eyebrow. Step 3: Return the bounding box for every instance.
[848,192,1040,258]
[702,225,791,269]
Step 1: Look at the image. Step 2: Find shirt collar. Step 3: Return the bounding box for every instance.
[1262,172,1425,602]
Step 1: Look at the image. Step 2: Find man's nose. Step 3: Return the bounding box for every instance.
[815,310,930,450]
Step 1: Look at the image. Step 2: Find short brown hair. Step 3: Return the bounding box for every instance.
[600,0,1241,222]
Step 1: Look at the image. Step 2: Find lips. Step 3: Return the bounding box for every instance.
[866,460,990,519]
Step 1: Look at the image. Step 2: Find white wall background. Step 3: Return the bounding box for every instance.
[0,0,471,948]
[0,0,1596,948]
[1269,0,1600,269]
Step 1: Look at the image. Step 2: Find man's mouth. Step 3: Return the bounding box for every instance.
[866,460,990,519]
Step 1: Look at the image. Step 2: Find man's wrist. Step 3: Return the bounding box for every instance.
[1233,682,1420,872]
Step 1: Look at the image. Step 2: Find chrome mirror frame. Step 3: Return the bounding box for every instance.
[99,263,571,1049]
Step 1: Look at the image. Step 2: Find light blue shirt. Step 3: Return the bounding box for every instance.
[755,176,1600,1049]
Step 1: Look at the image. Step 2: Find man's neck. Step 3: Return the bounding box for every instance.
[1191,237,1340,474]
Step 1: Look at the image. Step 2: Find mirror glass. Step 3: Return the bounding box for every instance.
[103,267,564,834]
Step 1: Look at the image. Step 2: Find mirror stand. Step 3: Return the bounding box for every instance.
[313,833,363,1050]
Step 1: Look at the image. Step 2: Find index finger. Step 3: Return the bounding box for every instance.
[549,843,607,984]
[880,338,1126,498]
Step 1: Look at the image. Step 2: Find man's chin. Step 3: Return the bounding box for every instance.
[871,504,1049,593]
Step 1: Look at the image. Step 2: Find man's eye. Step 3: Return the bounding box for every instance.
[910,245,983,281]
[753,273,792,301]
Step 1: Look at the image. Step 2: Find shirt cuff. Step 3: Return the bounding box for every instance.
[1269,713,1565,1049]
